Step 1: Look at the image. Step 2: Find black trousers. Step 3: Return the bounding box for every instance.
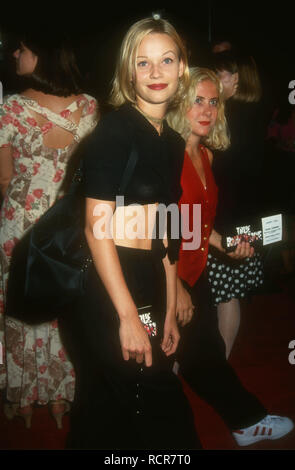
[177,271,267,430]
[60,246,200,450]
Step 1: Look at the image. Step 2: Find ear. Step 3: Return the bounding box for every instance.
[178,59,184,78]
[33,54,38,70]
[232,72,239,85]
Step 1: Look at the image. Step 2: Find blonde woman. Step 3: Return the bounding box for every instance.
[59,17,200,450]
[167,67,293,447]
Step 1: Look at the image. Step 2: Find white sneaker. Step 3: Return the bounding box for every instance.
[233,415,294,446]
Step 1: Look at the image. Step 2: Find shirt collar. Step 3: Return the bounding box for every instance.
[121,103,170,137]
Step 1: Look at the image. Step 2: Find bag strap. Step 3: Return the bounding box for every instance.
[118,143,138,195]
[71,142,138,195]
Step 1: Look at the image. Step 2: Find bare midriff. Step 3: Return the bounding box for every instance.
[113,202,161,250]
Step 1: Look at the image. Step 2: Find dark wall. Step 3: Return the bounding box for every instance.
[0,3,294,111]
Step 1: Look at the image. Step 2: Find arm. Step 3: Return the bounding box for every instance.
[174,228,254,329]
[85,197,152,366]
[209,228,254,259]
[0,146,14,198]
[0,97,19,198]
[161,255,180,355]
[208,149,254,259]
[176,275,195,327]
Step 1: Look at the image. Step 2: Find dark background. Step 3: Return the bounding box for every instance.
[0,1,294,112]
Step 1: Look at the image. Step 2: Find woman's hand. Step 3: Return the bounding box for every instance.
[161,311,180,356]
[160,251,180,354]
[119,314,153,367]
[85,198,153,366]
[176,277,195,327]
[209,229,255,259]
[227,241,254,260]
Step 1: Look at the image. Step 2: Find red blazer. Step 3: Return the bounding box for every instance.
[178,146,218,286]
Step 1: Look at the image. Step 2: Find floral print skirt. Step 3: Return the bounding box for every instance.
[0,186,75,408]
[0,238,75,407]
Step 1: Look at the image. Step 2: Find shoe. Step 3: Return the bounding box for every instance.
[4,403,33,429]
[49,400,70,429]
[233,415,294,446]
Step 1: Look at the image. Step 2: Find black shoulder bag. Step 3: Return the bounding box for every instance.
[6,144,138,324]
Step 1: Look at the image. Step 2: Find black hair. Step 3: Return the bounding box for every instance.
[17,31,83,97]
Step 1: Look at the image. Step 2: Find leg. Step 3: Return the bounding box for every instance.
[177,273,267,431]
[49,400,71,429]
[217,298,241,359]
[137,338,200,450]
[60,249,200,450]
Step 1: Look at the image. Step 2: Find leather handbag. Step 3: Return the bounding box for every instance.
[6,144,138,323]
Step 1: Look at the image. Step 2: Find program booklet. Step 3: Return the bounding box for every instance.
[221,214,283,252]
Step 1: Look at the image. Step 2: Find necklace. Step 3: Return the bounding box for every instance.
[133,104,165,126]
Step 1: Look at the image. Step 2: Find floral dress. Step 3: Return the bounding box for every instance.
[0,93,98,407]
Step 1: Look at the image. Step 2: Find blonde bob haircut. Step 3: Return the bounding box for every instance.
[167,67,230,150]
[109,17,190,109]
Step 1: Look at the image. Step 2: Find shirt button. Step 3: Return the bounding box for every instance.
[201,247,205,251]
[204,224,208,228]
[204,237,207,240]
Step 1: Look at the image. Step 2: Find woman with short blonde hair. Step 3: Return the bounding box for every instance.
[110,17,190,109]
[167,66,230,149]
[60,16,200,450]
[168,66,293,448]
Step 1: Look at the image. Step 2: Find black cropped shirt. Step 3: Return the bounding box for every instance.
[82,104,185,263]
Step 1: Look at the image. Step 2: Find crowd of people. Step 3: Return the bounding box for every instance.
[0,15,294,450]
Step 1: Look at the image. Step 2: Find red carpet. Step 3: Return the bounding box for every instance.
[0,280,295,450]
[183,281,295,450]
